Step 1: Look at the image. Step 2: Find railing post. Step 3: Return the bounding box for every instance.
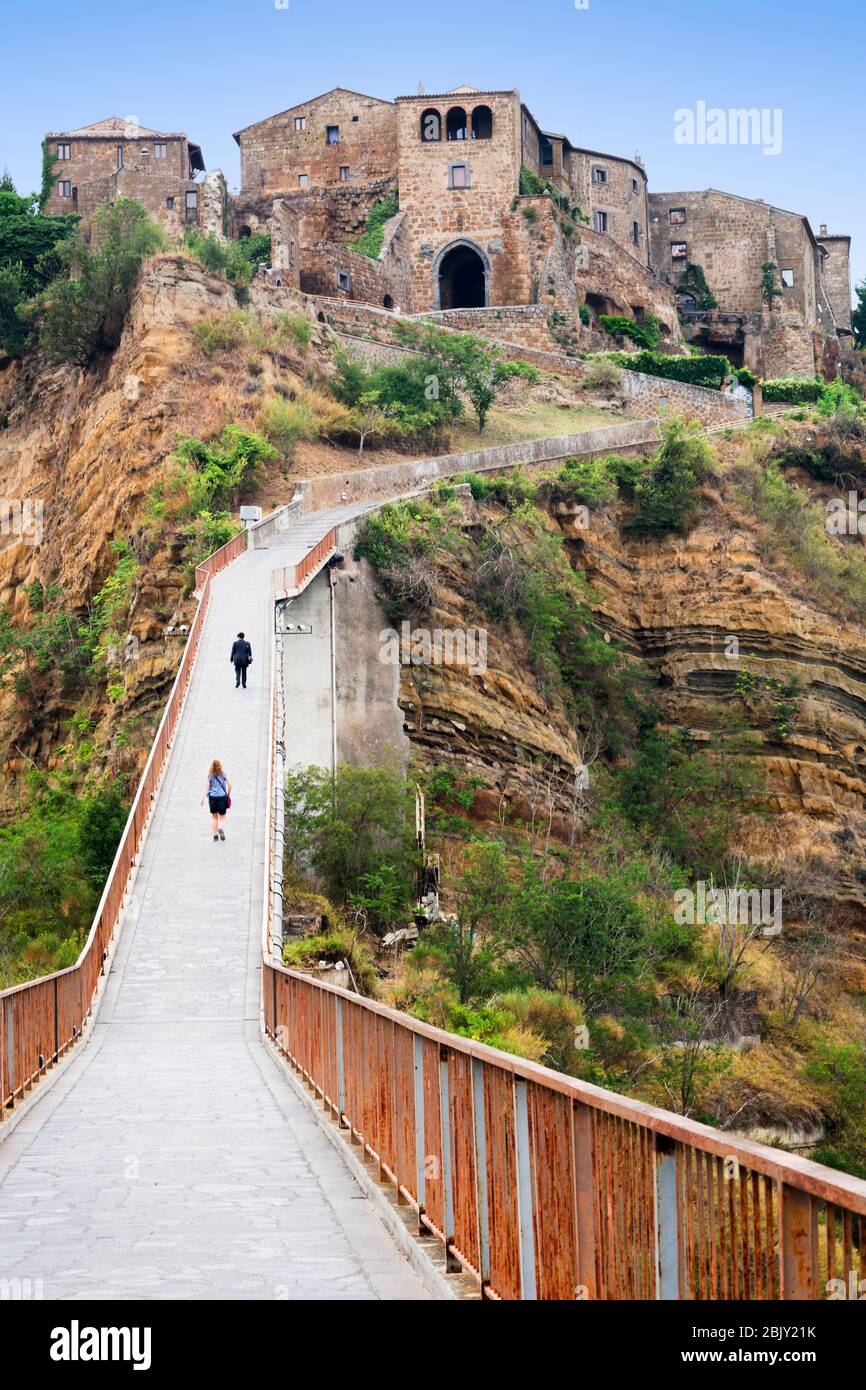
[653,1135,681,1300]
[779,1183,819,1298]
[413,1034,426,1235]
[53,976,59,1064]
[439,1046,461,1272]
[471,1058,491,1295]
[335,996,347,1127]
[513,1076,537,1300]
[572,1102,598,1300]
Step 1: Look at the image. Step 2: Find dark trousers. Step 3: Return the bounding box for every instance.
[234,662,248,688]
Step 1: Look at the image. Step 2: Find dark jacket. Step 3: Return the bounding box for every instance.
[231,639,252,667]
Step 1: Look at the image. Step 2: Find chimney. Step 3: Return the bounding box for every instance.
[634,151,643,165]
[820,223,828,236]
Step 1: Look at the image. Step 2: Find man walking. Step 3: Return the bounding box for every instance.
[230,631,253,688]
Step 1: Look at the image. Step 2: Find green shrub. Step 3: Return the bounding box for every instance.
[172,425,276,509]
[632,416,714,532]
[273,311,311,353]
[598,314,659,349]
[735,366,757,389]
[257,395,318,460]
[544,456,619,507]
[191,312,245,356]
[36,198,163,364]
[582,357,624,394]
[762,377,823,404]
[604,349,731,390]
[348,191,399,258]
[579,304,591,326]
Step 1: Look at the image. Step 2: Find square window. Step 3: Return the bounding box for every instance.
[633,221,641,245]
[339,166,350,182]
[351,115,359,122]
[669,207,686,225]
[632,177,639,194]
[294,116,305,131]
[450,163,468,189]
[338,270,351,291]
[781,268,795,288]
[594,210,608,233]
[671,241,688,259]
[166,196,174,210]
[326,125,340,145]
[298,174,309,188]
[592,167,608,184]
[58,180,72,198]
[57,143,70,160]
[154,143,167,158]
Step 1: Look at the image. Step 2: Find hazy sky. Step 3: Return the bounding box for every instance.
[2,0,862,295]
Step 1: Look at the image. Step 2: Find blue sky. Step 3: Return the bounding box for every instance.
[2,0,862,294]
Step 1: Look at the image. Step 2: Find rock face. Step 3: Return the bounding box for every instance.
[0,256,263,808]
[374,489,866,908]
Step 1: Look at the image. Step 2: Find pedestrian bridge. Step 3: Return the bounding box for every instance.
[1,474,865,1302]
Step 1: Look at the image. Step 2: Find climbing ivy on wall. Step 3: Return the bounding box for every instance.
[677,261,717,311]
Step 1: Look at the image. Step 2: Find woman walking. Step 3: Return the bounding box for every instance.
[201,759,232,841]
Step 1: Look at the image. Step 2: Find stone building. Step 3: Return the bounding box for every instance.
[246,83,679,346]
[647,189,851,376]
[42,117,225,239]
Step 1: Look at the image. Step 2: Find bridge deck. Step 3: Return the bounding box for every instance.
[0,515,428,1300]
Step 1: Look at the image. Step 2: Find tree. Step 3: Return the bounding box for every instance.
[283,761,415,919]
[852,276,866,350]
[507,863,648,1012]
[0,176,77,357]
[425,839,511,1002]
[36,198,163,364]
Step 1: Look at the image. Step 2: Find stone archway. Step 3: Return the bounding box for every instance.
[433,238,490,309]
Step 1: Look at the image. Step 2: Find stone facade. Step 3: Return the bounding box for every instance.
[233,89,396,198]
[647,189,850,376]
[816,231,853,336]
[42,117,219,238]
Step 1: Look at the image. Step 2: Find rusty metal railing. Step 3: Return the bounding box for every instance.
[1,526,244,1119]
[262,965,866,1299]
[194,527,247,592]
[271,528,337,599]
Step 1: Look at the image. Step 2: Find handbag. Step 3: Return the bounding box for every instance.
[226,794,232,809]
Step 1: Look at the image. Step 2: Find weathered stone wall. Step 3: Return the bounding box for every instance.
[327,311,750,429]
[44,130,198,231]
[576,222,679,335]
[647,190,817,321]
[412,304,561,350]
[199,171,227,238]
[299,242,405,307]
[270,200,301,287]
[817,235,852,332]
[235,89,397,197]
[394,90,524,310]
[569,149,651,267]
[288,418,661,514]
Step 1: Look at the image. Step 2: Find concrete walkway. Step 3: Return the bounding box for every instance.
[0,516,428,1300]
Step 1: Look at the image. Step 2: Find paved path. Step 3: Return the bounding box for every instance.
[0,514,428,1300]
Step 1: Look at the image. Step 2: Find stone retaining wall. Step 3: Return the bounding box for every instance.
[283,418,661,517]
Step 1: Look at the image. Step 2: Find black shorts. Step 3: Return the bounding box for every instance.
[208,795,228,815]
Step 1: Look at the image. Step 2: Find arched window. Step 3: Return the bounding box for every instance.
[239,225,252,238]
[471,106,493,140]
[383,294,394,309]
[446,107,467,141]
[420,108,441,142]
